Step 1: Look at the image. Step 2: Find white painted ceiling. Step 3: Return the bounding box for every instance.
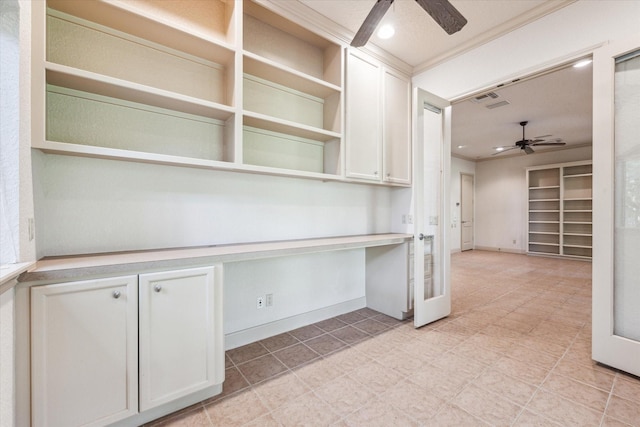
[286,0,591,161]
[452,62,593,160]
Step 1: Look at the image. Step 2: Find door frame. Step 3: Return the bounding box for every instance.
[460,172,474,251]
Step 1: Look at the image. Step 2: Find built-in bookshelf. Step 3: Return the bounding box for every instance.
[527,161,592,260]
[32,0,411,186]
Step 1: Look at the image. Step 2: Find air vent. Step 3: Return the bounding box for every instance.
[471,91,499,103]
[486,100,511,109]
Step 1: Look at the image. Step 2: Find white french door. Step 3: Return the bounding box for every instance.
[592,34,640,377]
[413,88,451,327]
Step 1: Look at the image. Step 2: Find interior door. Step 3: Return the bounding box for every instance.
[413,88,451,327]
[592,35,640,377]
[460,173,474,251]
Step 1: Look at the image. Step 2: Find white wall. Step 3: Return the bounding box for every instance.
[450,156,476,252]
[32,153,394,257]
[474,146,591,252]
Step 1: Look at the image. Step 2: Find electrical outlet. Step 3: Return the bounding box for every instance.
[256,296,264,309]
[407,214,413,224]
[402,215,407,224]
[265,293,273,307]
[512,239,516,244]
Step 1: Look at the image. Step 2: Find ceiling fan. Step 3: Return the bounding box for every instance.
[351,0,467,47]
[493,121,566,155]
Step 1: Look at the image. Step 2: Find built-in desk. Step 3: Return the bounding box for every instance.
[15,233,413,427]
[19,233,413,283]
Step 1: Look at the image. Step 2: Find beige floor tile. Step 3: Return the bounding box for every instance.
[146,404,211,427]
[601,416,636,427]
[472,367,538,406]
[605,395,640,426]
[314,375,376,417]
[541,372,609,412]
[347,359,403,394]
[201,367,249,403]
[380,379,444,423]
[552,358,616,391]
[453,383,523,426]
[512,409,564,426]
[322,346,373,373]
[270,391,340,426]
[409,363,473,400]
[525,389,603,426]
[506,344,560,371]
[292,357,343,389]
[204,389,269,426]
[241,413,281,427]
[452,339,504,366]
[342,398,420,427]
[375,348,425,377]
[252,371,311,411]
[612,374,640,404]
[494,355,551,386]
[426,403,490,426]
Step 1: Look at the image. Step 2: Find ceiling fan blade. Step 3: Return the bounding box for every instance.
[414,0,467,35]
[491,147,519,155]
[524,146,535,154]
[351,0,394,47]
[531,141,567,146]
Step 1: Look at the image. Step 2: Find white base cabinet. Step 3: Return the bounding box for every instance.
[30,266,223,427]
[139,267,222,411]
[31,276,139,427]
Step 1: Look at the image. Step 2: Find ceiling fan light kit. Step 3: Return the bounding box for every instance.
[351,0,467,47]
[493,121,566,156]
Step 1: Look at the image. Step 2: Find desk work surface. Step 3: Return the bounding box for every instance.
[19,234,413,283]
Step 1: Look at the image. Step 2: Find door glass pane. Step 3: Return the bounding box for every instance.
[423,104,443,300]
[614,49,640,341]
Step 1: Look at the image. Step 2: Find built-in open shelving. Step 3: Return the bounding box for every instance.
[527,161,592,260]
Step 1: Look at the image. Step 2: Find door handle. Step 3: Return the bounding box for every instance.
[418,233,434,241]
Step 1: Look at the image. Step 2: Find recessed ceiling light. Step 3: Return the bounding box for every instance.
[457,145,466,149]
[573,59,592,68]
[495,147,505,152]
[377,24,395,39]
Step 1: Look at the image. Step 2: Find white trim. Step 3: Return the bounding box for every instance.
[224,297,366,350]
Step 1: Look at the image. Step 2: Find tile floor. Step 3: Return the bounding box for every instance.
[147,250,640,426]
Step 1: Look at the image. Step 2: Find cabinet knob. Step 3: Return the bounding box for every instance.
[154,284,162,293]
[112,290,121,299]
[374,171,378,175]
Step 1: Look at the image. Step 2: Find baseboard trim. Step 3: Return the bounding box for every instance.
[224,297,367,350]
[473,246,526,255]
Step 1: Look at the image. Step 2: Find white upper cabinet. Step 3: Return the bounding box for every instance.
[345,49,411,186]
[383,68,412,185]
[345,50,381,181]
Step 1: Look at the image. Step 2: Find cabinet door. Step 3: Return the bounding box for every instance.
[31,276,138,427]
[139,266,223,411]
[383,69,411,185]
[345,50,381,181]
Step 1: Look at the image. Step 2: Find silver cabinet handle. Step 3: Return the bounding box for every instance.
[154,284,162,293]
[112,290,121,299]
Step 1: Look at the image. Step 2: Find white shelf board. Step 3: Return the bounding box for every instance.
[529,242,559,246]
[530,198,560,202]
[243,111,341,142]
[529,231,560,235]
[529,185,560,190]
[564,173,593,178]
[563,221,592,225]
[48,0,236,64]
[564,198,593,201]
[244,51,340,99]
[563,233,592,237]
[46,63,235,121]
[529,210,560,212]
[529,221,560,224]
[564,209,593,212]
[563,244,593,249]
